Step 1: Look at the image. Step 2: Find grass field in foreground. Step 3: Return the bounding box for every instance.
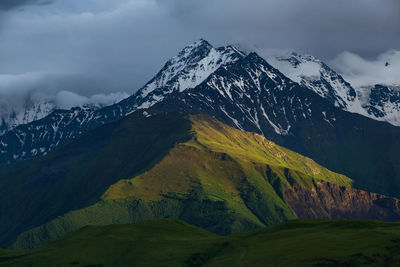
[2,219,400,266]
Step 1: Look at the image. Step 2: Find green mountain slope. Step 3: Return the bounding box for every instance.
[2,219,400,266]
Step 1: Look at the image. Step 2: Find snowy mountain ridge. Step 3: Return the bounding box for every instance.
[268,52,400,126]
[362,84,400,126]
[0,92,129,136]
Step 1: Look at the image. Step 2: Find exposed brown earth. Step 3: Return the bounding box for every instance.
[285,180,400,221]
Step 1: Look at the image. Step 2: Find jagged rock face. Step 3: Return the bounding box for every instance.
[362,85,400,125]
[285,181,400,221]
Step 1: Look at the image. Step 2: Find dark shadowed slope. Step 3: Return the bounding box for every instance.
[0,111,192,247]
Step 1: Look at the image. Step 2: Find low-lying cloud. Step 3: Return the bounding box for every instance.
[0,72,128,119]
[330,50,400,88]
[55,91,129,109]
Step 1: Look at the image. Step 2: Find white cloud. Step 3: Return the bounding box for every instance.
[55,91,129,109]
[330,50,400,88]
[0,72,128,116]
[264,54,322,84]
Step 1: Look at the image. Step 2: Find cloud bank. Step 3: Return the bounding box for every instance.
[331,50,400,88]
[0,72,128,119]
[54,91,129,109]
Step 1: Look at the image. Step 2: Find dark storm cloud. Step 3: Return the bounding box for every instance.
[157,0,400,59]
[0,0,53,10]
[0,0,398,109]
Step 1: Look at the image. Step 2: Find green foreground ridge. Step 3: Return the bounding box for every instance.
[2,219,400,266]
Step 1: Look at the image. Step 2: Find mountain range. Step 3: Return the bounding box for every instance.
[1,40,399,165]
[1,39,400,256]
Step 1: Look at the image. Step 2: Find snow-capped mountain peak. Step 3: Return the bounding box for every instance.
[135,40,245,109]
[139,39,213,98]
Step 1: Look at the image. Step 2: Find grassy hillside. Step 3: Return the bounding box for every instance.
[104,114,352,201]
[2,219,400,266]
[11,114,355,249]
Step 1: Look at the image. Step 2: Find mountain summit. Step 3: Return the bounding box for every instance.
[131,39,245,109]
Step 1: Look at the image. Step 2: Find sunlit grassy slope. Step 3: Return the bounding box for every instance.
[104,114,351,201]
[3,219,400,267]
[13,114,353,249]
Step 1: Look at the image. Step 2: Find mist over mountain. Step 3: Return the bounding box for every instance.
[330,49,400,88]
[0,83,128,134]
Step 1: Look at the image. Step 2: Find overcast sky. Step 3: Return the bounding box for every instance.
[0,0,399,108]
